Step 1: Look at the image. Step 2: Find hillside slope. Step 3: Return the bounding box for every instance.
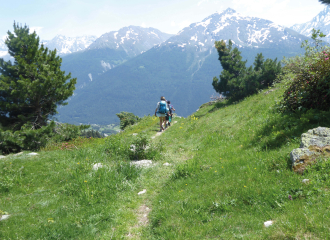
[2,83,330,239]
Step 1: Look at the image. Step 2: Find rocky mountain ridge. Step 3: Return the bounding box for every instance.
[291,6,330,43]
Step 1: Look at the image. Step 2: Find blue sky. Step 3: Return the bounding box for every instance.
[0,0,326,40]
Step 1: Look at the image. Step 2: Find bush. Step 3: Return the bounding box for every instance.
[281,50,330,111]
[105,133,163,161]
[279,29,330,112]
[116,112,140,130]
[0,122,89,154]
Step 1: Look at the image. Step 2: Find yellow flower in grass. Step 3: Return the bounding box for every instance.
[215,171,217,172]
[84,180,87,183]
[244,186,247,188]
[77,162,80,164]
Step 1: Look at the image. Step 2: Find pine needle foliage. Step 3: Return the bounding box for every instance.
[212,40,281,100]
[0,22,76,130]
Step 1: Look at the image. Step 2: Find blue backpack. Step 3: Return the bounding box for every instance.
[158,101,168,114]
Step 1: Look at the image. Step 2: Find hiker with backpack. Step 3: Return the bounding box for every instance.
[166,100,175,128]
[155,96,169,132]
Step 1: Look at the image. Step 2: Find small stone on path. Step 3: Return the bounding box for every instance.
[92,163,103,170]
[264,220,273,227]
[138,189,146,195]
[302,179,310,184]
[0,215,10,221]
[163,162,171,166]
[13,152,23,156]
[28,152,38,156]
[130,160,153,168]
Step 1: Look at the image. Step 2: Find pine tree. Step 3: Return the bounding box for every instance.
[212,40,247,99]
[212,40,281,100]
[319,0,330,5]
[0,22,76,130]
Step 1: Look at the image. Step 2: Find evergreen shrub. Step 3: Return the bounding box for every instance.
[116,112,140,130]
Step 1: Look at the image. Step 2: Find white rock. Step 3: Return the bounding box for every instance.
[28,152,38,156]
[0,215,10,221]
[92,163,103,170]
[264,220,273,227]
[151,136,156,139]
[302,179,310,184]
[163,162,171,166]
[0,155,6,159]
[138,189,146,195]
[130,160,152,168]
[174,121,178,124]
[132,133,138,136]
[13,152,23,156]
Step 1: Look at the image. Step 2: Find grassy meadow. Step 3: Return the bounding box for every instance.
[1,82,330,239]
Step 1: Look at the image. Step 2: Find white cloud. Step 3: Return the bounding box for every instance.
[30,26,43,35]
[141,22,147,28]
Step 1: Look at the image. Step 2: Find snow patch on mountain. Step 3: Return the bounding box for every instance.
[290,6,330,43]
[42,35,97,56]
[101,60,112,71]
[87,26,173,57]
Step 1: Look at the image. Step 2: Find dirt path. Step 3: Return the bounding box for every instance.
[125,121,178,239]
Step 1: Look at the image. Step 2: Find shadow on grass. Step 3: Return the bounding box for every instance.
[250,109,330,151]
[194,99,239,119]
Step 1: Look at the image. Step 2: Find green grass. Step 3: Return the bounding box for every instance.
[2,86,330,239]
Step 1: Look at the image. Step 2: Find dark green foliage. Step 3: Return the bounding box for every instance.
[212,40,281,100]
[319,0,330,5]
[80,129,104,138]
[280,29,330,112]
[0,22,76,129]
[116,111,140,130]
[0,122,88,154]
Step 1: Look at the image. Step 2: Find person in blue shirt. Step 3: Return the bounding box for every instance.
[155,96,168,132]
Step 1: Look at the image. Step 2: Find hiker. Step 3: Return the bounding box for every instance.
[166,100,175,127]
[155,96,169,132]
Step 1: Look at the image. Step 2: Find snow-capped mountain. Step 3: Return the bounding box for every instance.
[291,6,330,43]
[58,8,308,125]
[0,34,97,59]
[152,8,306,77]
[87,26,173,57]
[163,8,304,51]
[60,26,173,91]
[42,35,97,56]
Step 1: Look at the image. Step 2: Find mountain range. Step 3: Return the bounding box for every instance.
[60,26,173,89]
[291,6,330,43]
[56,8,308,125]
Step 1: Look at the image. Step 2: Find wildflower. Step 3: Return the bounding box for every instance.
[222,166,223,168]
[84,180,87,183]
[77,162,80,164]
[215,171,217,172]
[288,195,293,200]
[244,186,247,188]
[185,184,187,185]
[326,58,329,61]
